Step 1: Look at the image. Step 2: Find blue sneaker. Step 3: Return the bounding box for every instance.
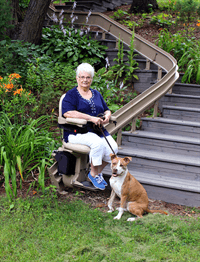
[88,172,105,190]
[99,173,108,186]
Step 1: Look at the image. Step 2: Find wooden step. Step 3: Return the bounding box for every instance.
[121,130,200,157]
[159,93,200,109]
[163,105,200,122]
[141,117,200,138]
[172,83,200,96]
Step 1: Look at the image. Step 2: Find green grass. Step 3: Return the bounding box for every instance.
[0,194,200,262]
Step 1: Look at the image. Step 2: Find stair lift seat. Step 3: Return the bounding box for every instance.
[48,93,117,192]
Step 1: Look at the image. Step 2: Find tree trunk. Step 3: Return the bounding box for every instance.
[129,0,158,13]
[5,0,22,39]
[18,0,51,45]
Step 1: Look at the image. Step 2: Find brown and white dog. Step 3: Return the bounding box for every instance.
[108,154,168,221]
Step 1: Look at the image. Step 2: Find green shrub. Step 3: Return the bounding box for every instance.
[150,13,176,28]
[0,113,55,201]
[156,29,200,84]
[0,40,43,81]
[0,0,14,38]
[41,25,108,68]
[174,0,200,24]
[0,73,37,125]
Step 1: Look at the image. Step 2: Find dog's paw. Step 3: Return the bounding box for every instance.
[127,217,136,222]
[114,215,121,220]
[107,207,114,213]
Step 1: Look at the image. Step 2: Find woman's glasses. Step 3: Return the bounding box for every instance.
[78,76,91,80]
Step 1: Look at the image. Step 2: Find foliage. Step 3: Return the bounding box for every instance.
[41,25,108,68]
[0,73,36,124]
[109,32,139,86]
[19,0,30,9]
[0,113,55,201]
[156,29,200,84]
[0,39,43,81]
[174,0,200,24]
[0,0,14,38]
[110,9,130,20]
[50,63,77,92]
[179,41,200,84]
[92,67,127,112]
[150,13,176,28]
[0,195,200,261]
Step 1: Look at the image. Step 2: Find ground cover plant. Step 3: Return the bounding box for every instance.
[0,194,200,262]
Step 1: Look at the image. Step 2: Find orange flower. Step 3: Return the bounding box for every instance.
[9,73,21,80]
[13,86,23,95]
[5,83,14,90]
[197,23,200,27]
[0,76,3,80]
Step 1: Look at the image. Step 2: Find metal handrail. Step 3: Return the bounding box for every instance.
[47,8,179,143]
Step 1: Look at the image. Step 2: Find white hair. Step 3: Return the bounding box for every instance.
[76,63,95,78]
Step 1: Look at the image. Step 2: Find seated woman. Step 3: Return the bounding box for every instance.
[62,63,118,190]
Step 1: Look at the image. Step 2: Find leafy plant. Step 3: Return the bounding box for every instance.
[174,0,200,24]
[0,0,14,38]
[110,9,130,20]
[179,41,200,84]
[92,67,127,112]
[0,39,43,81]
[0,73,36,125]
[109,32,139,86]
[41,25,108,68]
[156,28,200,84]
[150,13,176,28]
[0,113,55,200]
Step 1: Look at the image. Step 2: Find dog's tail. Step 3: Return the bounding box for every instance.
[146,208,168,215]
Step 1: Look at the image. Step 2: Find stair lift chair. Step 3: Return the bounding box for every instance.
[48,93,117,193]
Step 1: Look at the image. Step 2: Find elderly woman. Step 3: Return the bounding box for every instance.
[62,63,118,190]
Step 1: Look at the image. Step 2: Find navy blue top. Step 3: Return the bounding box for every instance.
[62,86,110,142]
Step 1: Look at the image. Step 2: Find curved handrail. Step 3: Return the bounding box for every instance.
[48,8,179,137]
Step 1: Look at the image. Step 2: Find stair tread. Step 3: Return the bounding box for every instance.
[122,130,200,145]
[117,146,200,166]
[103,167,200,192]
[141,117,200,127]
[163,105,200,112]
[166,93,200,99]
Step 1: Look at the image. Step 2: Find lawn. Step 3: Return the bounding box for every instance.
[1,194,200,262]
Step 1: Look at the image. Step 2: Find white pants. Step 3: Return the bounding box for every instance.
[68,132,118,166]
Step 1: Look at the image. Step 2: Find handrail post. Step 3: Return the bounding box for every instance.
[153,101,159,118]
[145,59,151,70]
[117,128,122,146]
[130,117,137,133]
[157,67,162,81]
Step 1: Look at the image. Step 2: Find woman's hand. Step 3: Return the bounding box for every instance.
[102,110,111,125]
[90,116,103,127]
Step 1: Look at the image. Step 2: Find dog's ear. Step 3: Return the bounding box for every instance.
[110,153,117,160]
[123,157,132,164]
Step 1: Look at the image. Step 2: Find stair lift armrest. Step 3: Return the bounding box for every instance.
[58,116,87,127]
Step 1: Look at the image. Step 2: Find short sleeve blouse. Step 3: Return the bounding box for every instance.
[62,86,110,142]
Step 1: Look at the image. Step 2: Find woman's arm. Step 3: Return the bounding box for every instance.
[63,110,103,126]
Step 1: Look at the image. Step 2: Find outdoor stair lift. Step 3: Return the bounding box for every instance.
[48,93,117,193]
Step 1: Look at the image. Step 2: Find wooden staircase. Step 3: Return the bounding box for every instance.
[97,33,200,207]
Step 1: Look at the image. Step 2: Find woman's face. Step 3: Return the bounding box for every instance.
[76,71,92,90]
